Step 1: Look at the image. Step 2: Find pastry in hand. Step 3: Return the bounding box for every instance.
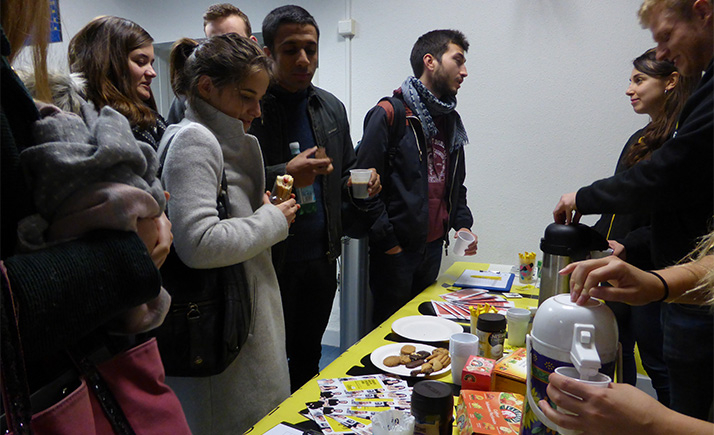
[315,146,327,159]
[271,174,293,204]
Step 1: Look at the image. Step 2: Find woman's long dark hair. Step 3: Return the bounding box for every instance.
[623,48,698,167]
[68,16,158,129]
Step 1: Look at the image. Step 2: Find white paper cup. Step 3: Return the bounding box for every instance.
[371,409,415,435]
[349,169,371,199]
[449,332,479,385]
[452,230,475,256]
[506,308,531,347]
[552,367,612,435]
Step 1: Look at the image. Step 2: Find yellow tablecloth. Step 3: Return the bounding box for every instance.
[246,261,538,434]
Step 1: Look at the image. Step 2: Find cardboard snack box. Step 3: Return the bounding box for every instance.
[493,348,527,396]
[461,355,496,391]
[456,390,524,435]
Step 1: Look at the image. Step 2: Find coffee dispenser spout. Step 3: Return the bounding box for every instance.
[570,323,602,380]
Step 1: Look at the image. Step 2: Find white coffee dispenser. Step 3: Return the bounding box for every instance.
[520,294,618,435]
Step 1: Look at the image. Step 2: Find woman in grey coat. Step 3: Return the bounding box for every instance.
[158,34,298,434]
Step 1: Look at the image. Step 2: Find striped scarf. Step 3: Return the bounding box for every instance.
[400,76,469,151]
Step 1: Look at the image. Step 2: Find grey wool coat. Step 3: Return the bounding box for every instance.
[159,98,290,434]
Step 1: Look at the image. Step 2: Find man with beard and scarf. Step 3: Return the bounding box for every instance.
[355,29,478,326]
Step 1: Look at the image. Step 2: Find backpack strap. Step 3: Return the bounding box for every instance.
[376,97,406,164]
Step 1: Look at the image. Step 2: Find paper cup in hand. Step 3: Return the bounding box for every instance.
[349,169,371,199]
[452,230,475,256]
[552,367,612,435]
[449,332,479,385]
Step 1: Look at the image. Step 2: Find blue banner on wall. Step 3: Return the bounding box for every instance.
[50,0,61,43]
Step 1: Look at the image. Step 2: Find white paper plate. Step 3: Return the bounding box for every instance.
[391,315,463,342]
[370,342,450,377]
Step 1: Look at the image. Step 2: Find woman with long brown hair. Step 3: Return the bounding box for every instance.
[591,47,698,405]
[68,16,166,149]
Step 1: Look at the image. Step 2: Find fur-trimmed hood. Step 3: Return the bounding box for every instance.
[15,69,87,114]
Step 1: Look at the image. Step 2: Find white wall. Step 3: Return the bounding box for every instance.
[49,0,655,266]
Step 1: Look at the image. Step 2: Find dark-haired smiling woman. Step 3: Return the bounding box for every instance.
[68,15,166,149]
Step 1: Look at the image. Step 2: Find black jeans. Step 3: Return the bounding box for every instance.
[661,303,714,420]
[607,300,669,405]
[278,257,337,392]
[369,239,443,328]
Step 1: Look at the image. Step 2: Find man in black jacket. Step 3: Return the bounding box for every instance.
[355,30,478,326]
[248,5,380,392]
[553,0,713,420]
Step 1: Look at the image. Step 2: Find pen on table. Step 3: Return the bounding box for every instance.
[470,275,502,280]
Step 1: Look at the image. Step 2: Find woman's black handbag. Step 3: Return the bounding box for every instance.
[152,171,252,377]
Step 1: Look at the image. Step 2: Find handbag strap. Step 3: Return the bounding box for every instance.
[70,349,136,435]
[0,261,33,434]
[217,169,230,219]
[159,128,231,220]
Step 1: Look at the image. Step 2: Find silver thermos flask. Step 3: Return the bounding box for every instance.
[538,223,610,306]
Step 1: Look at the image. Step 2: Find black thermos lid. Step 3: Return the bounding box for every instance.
[476,313,506,332]
[540,223,609,258]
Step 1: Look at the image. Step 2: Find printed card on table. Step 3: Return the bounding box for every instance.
[453,269,515,292]
[309,375,411,434]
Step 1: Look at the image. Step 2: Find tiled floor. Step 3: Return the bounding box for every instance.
[319,345,341,370]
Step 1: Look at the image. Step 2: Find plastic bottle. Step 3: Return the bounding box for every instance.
[289,141,317,215]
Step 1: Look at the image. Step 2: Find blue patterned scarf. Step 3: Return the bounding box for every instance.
[400,76,469,151]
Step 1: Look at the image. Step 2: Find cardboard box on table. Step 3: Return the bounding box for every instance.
[461,355,496,390]
[455,390,524,435]
[492,348,527,395]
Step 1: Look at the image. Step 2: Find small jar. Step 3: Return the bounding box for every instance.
[476,313,507,360]
[411,380,453,435]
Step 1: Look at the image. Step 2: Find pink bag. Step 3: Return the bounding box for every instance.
[90,338,191,434]
[2,262,191,434]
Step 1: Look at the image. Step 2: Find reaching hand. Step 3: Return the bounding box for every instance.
[553,192,581,224]
[608,240,626,259]
[559,256,664,305]
[286,146,334,188]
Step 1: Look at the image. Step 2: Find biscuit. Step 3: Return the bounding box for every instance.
[383,356,401,367]
[400,345,416,355]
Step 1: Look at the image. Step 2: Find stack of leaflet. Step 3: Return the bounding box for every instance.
[304,374,411,435]
[453,269,515,291]
[432,287,515,321]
